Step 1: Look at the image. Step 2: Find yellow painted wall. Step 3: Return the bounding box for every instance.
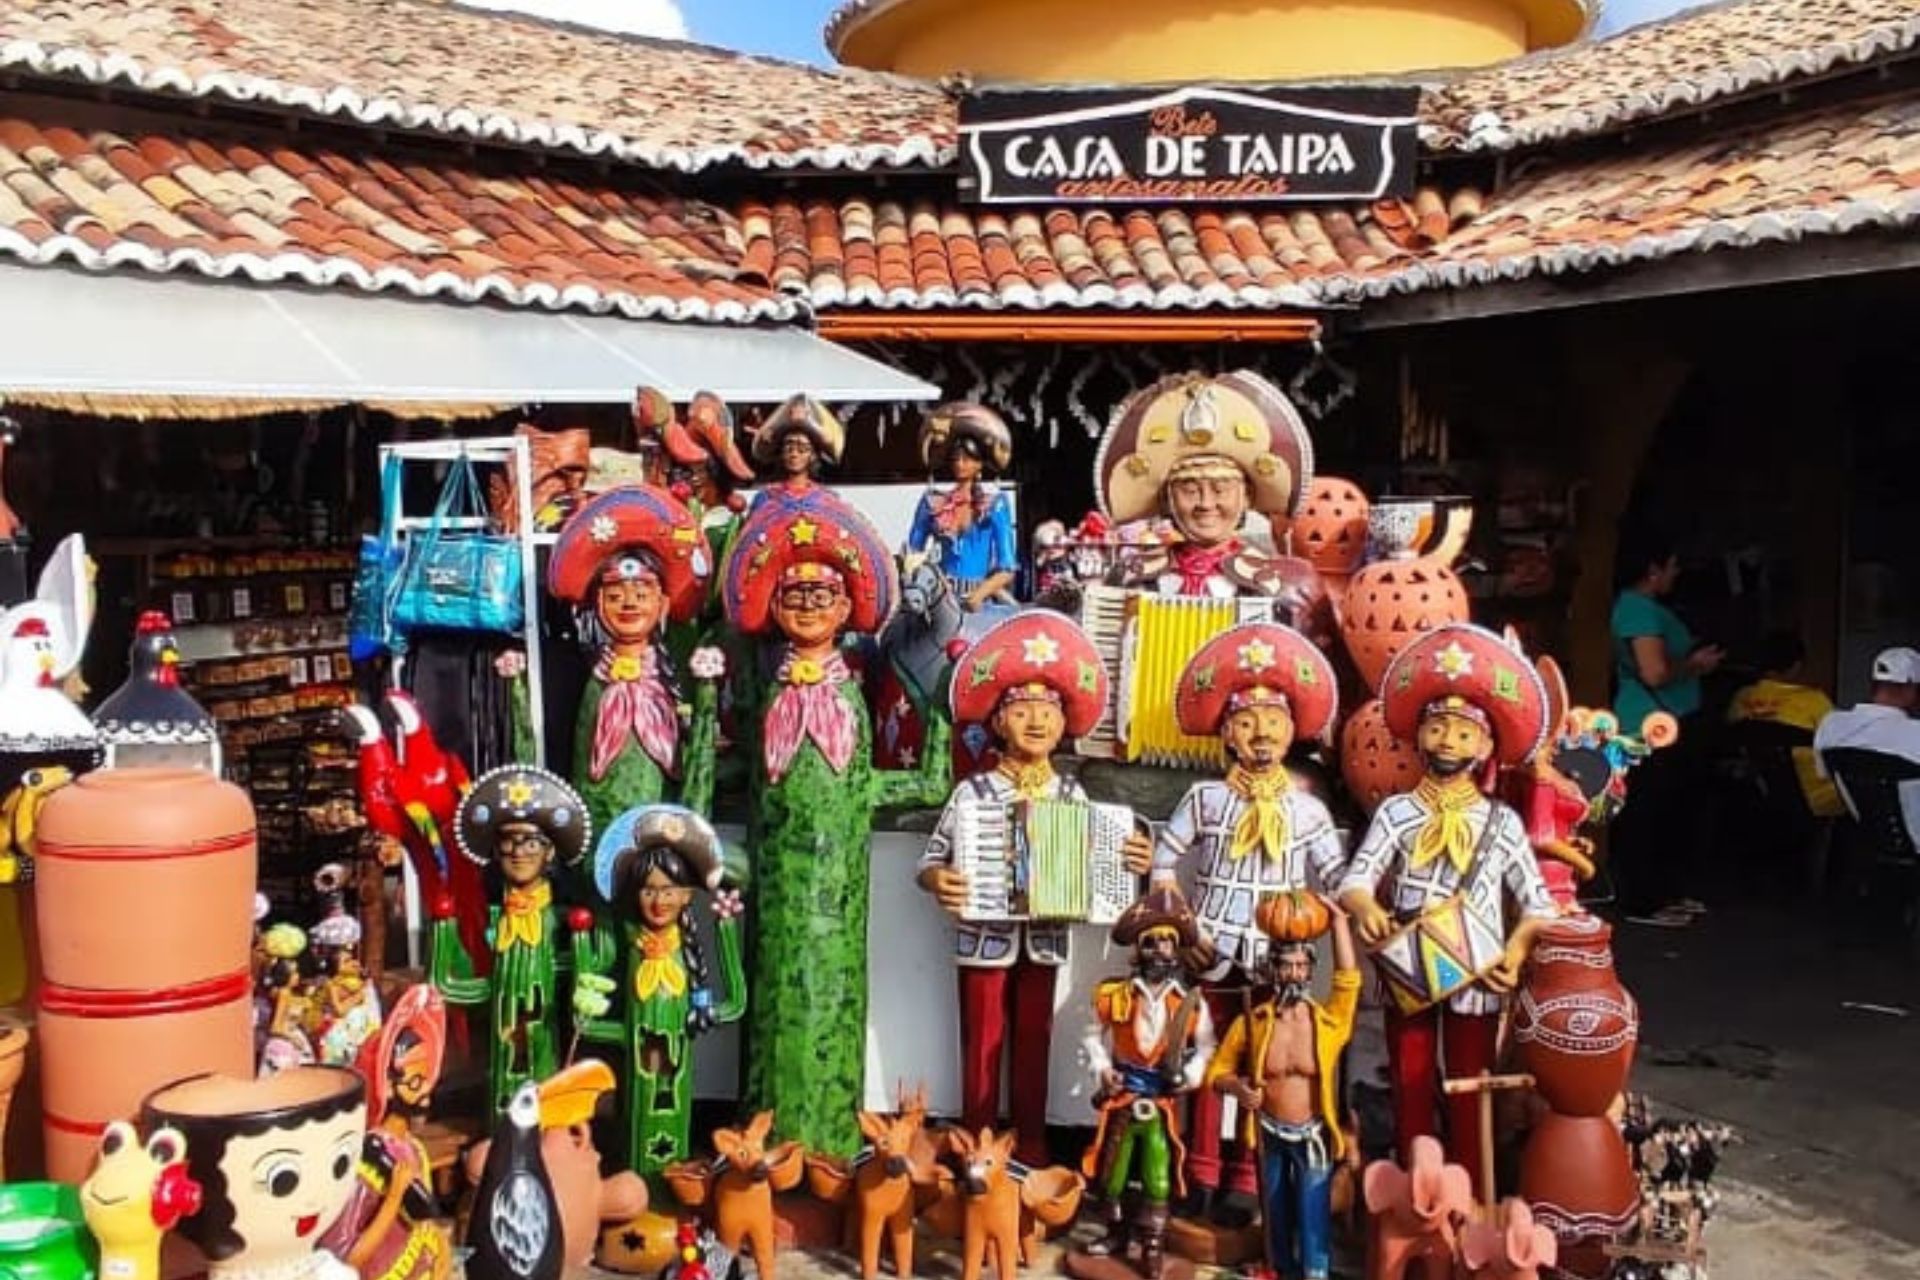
[834,0,1588,81]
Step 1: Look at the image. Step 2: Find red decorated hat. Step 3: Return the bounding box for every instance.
[721,488,896,635]
[949,610,1110,738]
[1174,622,1338,742]
[548,486,709,622]
[1380,622,1551,766]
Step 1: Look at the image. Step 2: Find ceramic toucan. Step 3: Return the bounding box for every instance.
[466,1081,564,1280]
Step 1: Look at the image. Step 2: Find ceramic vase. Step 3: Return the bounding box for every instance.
[1284,476,1370,605]
[34,769,257,1181]
[1512,916,1638,1117]
[1339,499,1474,690]
[1517,1112,1640,1252]
[1338,698,1424,814]
[143,1066,367,1280]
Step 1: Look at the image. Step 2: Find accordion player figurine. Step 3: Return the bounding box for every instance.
[919,611,1154,1166]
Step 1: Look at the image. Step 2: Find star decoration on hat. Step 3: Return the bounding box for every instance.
[790,519,818,546]
[590,515,618,545]
[503,776,537,808]
[1294,658,1319,684]
[1077,660,1101,692]
[1238,638,1277,673]
[1022,634,1061,667]
[1434,641,1474,680]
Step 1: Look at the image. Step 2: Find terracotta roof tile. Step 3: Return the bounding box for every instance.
[0,109,798,322]
[0,0,952,173]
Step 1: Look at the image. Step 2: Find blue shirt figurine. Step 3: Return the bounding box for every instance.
[906,402,1019,611]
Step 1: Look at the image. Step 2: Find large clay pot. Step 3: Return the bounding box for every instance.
[1339,698,1423,813]
[1517,1112,1639,1254]
[34,769,257,1181]
[0,1015,24,1181]
[1512,916,1638,1117]
[1339,499,1473,690]
[1285,476,1371,600]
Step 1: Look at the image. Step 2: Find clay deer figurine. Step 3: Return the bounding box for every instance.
[850,1086,934,1280]
[1361,1135,1474,1280]
[671,1111,804,1280]
[1459,1198,1558,1280]
[950,1127,1023,1280]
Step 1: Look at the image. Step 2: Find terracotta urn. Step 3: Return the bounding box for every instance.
[1339,500,1473,690]
[143,1066,368,1280]
[1517,1112,1639,1253]
[1285,475,1370,604]
[1338,698,1424,814]
[35,769,257,1181]
[0,1015,24,1181]
[1512,916,1638,1117]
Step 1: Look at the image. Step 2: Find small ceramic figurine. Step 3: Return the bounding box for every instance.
[82,1120,204,1280]
[665,1111,804,1280]
[1205,896,1360,1280]
[720,487,951,1156]
[747,395,844,517]
[547,486,721,839]
[0,533,96,754]
[142,1064,369,1280]
[1335,624,1557,1191]
[0,766,70,1005]
[1147,623,1344,1220]
[467,1082,564,1280]
[430,766,594,1117]
[1074,888,1217,1280]
[920,611,1147,1166]
[944,1126,1083,1280]
[1093,372,1327,634]
[805,1085,938,1280]
[906,403,1019,613]
[92,610,221,772]
[635,390,754,666]
[575,804,745,1178]
[324,985,451,1280]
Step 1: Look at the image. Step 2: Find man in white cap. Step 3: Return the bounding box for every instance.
[1813,646,1920,847]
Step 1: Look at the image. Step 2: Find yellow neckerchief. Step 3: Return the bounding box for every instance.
[633,924,688,999]
[996,759,1056,801]
[1410,773,1485,873]
[497,880,552,952]
[1226,764,1291,861]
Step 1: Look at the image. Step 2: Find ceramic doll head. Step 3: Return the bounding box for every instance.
[143,1065,367,1275]
[750,395,845,484]
[770,565,851,653]
[1172,623,1338,770]
[548,488,709,655]
[455,767,591,888]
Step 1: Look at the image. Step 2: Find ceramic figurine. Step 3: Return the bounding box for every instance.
[747,395,845,517]
[720,488,950,1156]
[310,865,383,1067]
[906,403,1019,613]
[1335,623,1557,1190]
[548,486,721,840]
[1359,1136,1472,1280]
[92,611,221,772]
[874,551,1000,775]
[1093,372,1327,634]
[260,923,318,1071]
[805,1086,939,1280]
[635,390,755,668]
[663,1111,804,1280]
[1145,623,1343,1219]
[1072,889,1217,1280]
[466,1082,564,1280]
[0,533,95,752]
[81,1120,203,1280]
[920,611,1145,1166]
[142,1065,369,1280]
[462,1060,648,1272]
[575,804,745,1178]
[430,766,594,1117]
[489,423,591,535]
[0,1015,26,1180]
[0,764,72,1006]
[1204,897,1359,1280]
[940,1128,1082,1280]
[324,985,451,1280]
[0,1183,92,1280]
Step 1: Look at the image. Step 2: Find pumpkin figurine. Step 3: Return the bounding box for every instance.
[1253,888,1333,945]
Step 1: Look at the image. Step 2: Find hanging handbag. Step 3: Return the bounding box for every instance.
[348,453,406,661]
[392,453,526,636]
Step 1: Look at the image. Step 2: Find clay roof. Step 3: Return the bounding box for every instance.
[0,111,796,322]
[743,92,1920,311]
[0,0,954,173]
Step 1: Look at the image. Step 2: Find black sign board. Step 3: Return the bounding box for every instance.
[958,85,1420,205]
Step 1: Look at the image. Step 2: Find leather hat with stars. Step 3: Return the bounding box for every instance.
[1110,884,1203,950]
[1095,370,1316,526]
[751,394,846,466]
[1379,622,1551,767]
[548,486,709,620]
[593,803,728,904]
[455,765,591,867]
[720,487,896,635]
[949,609,1110,739]
[1174,622,1337,742]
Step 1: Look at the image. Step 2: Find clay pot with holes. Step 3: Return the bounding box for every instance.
[1284,476,1370,607]
[1339,500,1473,690]
[1339,699,1424,814]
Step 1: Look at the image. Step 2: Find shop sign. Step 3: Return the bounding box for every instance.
[958,85,1420,205]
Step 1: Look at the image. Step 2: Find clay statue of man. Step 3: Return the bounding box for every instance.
[1335,623,1557,1191]
[1148,622,1345,1221]
[1206,898,1359,1280]
[920,611,1151,1166]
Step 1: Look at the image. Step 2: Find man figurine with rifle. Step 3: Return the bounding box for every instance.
[1074,887,1217,1280]
[1206,897,1359,1280]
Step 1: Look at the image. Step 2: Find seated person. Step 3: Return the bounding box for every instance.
[1726,629,1844,817]
[1813,646,1920,848]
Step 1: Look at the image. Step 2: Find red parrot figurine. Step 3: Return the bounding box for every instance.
[387,691,486,973]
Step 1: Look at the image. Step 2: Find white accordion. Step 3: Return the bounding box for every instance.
[951,793,1137,924]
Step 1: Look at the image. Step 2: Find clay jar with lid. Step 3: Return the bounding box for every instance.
[1511,915,1638,1117]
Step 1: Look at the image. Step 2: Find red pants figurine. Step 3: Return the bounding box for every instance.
[1384,1005,1499,1192]
[1185,983,1260,1199]
[958,959,1056,1166]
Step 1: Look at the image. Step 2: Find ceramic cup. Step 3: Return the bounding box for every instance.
[142,1065,367,1280]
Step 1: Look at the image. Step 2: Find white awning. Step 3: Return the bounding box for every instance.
[0,263,936,405]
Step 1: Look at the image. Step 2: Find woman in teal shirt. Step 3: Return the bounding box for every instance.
[1609,533,1724,922]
